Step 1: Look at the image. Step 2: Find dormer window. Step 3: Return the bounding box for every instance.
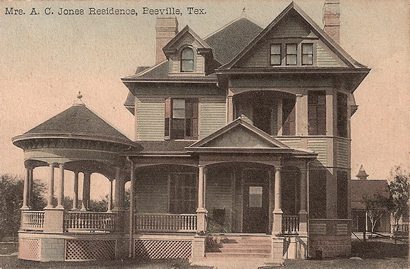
[181,47,194,72]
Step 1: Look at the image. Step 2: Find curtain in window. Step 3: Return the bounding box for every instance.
[181,48,194,72]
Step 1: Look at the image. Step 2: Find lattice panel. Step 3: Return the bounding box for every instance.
[134,240,192,260]
[65,240,115,261]
[19,238,40,261]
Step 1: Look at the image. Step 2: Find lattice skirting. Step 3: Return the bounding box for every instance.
[65,239,116,261]
[19,238,41,261]
[134,239,192,260]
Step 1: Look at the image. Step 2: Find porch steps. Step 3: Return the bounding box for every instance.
[206,235,271,259]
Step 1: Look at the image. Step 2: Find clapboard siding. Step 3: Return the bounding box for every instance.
[276,137,302,149]
[336,138,350,168]
[136,173,168,213]
[199,97,226,139]
[307,138,328,165]
[316,40,347,67]
[135,97,165,141]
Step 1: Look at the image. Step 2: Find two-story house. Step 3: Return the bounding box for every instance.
[13,1,369,265]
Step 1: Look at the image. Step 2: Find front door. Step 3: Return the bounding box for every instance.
[243,169,269,233]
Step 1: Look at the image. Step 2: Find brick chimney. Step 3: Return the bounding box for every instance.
[155,17,178,64]
[323,0,340,43]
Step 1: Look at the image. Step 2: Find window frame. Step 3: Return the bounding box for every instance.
[285,43,298,65]
[270,44,282,66]
[164,98,198,140]
[308,91,327,135]
[180,47,195,72]
[302,43,314,65]
[337,93,348,138]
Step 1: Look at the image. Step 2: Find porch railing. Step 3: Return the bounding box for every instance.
[282,215,299,235]
[135,213,197,233]
[21,211,45,231]
[392,223,409,234]
[64,211,116,233]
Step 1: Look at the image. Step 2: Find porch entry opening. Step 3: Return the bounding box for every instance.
[243,169,269,233]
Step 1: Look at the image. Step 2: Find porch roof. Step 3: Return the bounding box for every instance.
[186,117,317,157]
[12,102,136,149]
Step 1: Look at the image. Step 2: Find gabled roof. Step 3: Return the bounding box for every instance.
[163,25,211,54]
[205,17,263,64]
[12,103,134,146]
[187,117,315,156]
[219,2,368,70]
[351,179,390,209]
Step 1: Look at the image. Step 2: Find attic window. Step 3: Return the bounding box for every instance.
[181,47,194,72]
[286,44,297,65]
[302,43,313,65]
[270,44,282,65]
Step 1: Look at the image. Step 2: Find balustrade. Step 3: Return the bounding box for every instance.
[21,211,45,231]
[282,215,299,235]
[64,211,116,232]
[135,213,197,233]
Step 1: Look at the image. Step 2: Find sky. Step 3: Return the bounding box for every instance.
[0,0,409,200]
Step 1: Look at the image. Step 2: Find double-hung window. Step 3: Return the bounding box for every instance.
[285,44,297,65]
[308,91,326,135]
[302,43,314,65]
[181,47,194,72]
[270,44,282,65]
[165,98,198,140]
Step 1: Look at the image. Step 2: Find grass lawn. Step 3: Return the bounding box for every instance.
[0,239,407,269]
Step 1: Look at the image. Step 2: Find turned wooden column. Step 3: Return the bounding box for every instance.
[107,180,113,212]
[46,163,55,209]
[21,167,30,210]
[56,163,65,209]
[196,165,208,233]
[272,165,283,236]
[72,171,79,210]
[82,172,91,211]
[299,165,308,236]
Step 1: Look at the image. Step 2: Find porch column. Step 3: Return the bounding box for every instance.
[21,166,30,210]
[226,93,234,122]
[107,180,113,212]
[299,166,308,236]
[27,167,33,209]
[196,165,207,233]
[56,163,65,209]
[112,167,125,234]
[273,166,283,236]
[129,160,135,258]
[82,172,91,211]
[46,163,55,208]
[72,171,79,210]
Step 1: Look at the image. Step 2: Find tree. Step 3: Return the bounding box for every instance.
[388,166,409,233]
[0,174,46,240]
[363,194,391,238]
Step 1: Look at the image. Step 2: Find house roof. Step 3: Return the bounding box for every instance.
[205,17,263,64]
[124,140,194,155]
[121,61,218,83]
[12,102,134,147]
[219,2,368,70]
[121,17,262,83]
[351,179,390,210]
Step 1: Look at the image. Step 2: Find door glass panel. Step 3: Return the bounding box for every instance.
[249,186,263,208]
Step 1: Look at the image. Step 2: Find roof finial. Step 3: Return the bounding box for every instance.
[356,164,369,180]
[74,91,84,106]
[241,7,247,18]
